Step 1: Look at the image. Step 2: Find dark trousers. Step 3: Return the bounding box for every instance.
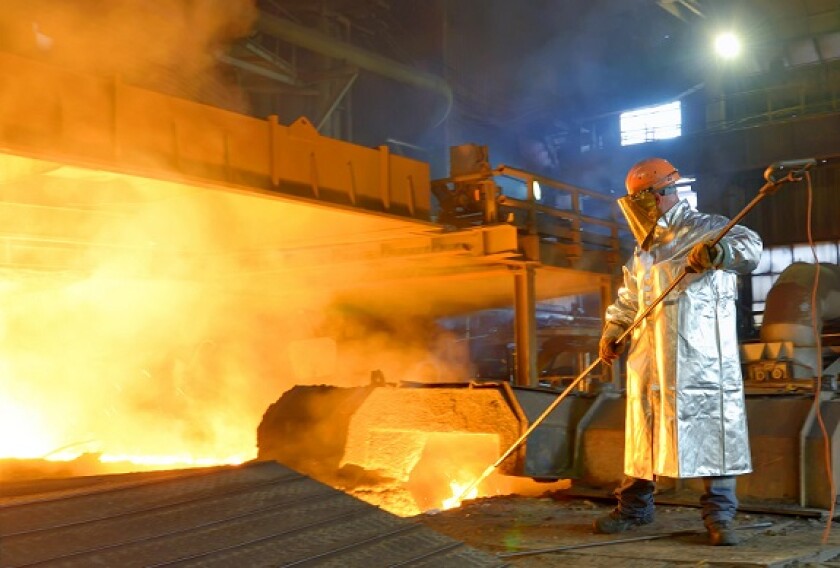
[614,475,738,524]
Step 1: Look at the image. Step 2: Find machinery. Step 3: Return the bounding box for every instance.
[743,262,840,385]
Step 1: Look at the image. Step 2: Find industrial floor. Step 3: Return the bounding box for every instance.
[0,461,504,567]
[418,490,840,567]
[3,460,840,567]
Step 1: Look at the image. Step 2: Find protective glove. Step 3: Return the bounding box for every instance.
[599,323,627,364]
[686,241,724,273]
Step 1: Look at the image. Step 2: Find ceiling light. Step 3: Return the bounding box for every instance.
[714,32,742,59]
[532,180,542,201]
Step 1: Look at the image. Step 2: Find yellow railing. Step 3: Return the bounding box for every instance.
[433,165,630,270]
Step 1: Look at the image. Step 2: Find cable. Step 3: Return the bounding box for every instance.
[804,171,834,541]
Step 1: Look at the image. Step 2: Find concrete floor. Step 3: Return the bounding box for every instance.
[417,491,840,567]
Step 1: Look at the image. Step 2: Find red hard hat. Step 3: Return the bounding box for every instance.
[625,158,680,195]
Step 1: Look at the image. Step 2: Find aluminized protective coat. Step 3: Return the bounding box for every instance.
[605,200,762,479]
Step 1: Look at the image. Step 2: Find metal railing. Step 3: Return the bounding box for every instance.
[433,164,631,269]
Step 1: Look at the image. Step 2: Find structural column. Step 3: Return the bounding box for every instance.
[513,264,537,386]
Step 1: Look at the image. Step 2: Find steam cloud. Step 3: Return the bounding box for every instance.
[0,0,256,112]
[0,0,474,474]
[0,174,474,468]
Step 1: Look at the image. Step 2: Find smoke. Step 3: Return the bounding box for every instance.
[0,1,476,476]
[0,0,327,468]
[0,0,256,112]
[0,162,481,469]
[314,308,474,385]
[0,176,293,463]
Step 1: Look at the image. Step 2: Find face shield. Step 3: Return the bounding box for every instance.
[617,186,675,250]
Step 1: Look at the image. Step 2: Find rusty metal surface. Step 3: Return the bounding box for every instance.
[0,51,431,219]
[0,461,505,567]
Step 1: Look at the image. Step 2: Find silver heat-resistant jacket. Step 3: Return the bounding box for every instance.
[605,200,762,479]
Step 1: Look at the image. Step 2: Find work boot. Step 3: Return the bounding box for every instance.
[706,519,739,546]
[593,510,653,534]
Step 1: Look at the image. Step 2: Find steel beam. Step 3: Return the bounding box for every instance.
[317,71,359,132]
[255,12,453,107]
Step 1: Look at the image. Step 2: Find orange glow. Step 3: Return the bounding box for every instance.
[442,479,479,510]
[0,9,587,504]
[0,165,340,475]
[347,428,572,517]
[0,159,471,481]
[99,453,246,468]
[345,431,501,516]
[0,396,57,458]
[0,271,275,471]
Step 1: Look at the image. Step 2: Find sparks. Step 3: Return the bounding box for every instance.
[442,479,479,510]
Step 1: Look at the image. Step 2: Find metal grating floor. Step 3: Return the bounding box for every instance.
[0,461,506,567]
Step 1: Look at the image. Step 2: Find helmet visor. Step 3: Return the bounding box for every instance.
[618,191,661,251]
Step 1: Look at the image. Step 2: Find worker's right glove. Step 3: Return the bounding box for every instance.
[599,323,627,365]
[686,241,724,273]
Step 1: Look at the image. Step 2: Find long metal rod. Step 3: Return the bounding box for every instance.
[496,521,774,558]
[455,358,601,501]
[454,174,796,503]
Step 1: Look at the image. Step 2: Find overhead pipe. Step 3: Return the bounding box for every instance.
[255,12,453,126]
[217,53,301,86]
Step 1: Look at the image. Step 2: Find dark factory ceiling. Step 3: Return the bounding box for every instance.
[3,0,839,143]
[263,0,840,122]
[217,0,840,182]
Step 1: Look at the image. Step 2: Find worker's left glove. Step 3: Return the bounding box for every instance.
[686,241,724,273]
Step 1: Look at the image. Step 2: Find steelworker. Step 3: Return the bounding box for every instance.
[594,157,762,546]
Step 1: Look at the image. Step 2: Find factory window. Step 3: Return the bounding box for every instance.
[619,101,681,146]
[750,241,840,326]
